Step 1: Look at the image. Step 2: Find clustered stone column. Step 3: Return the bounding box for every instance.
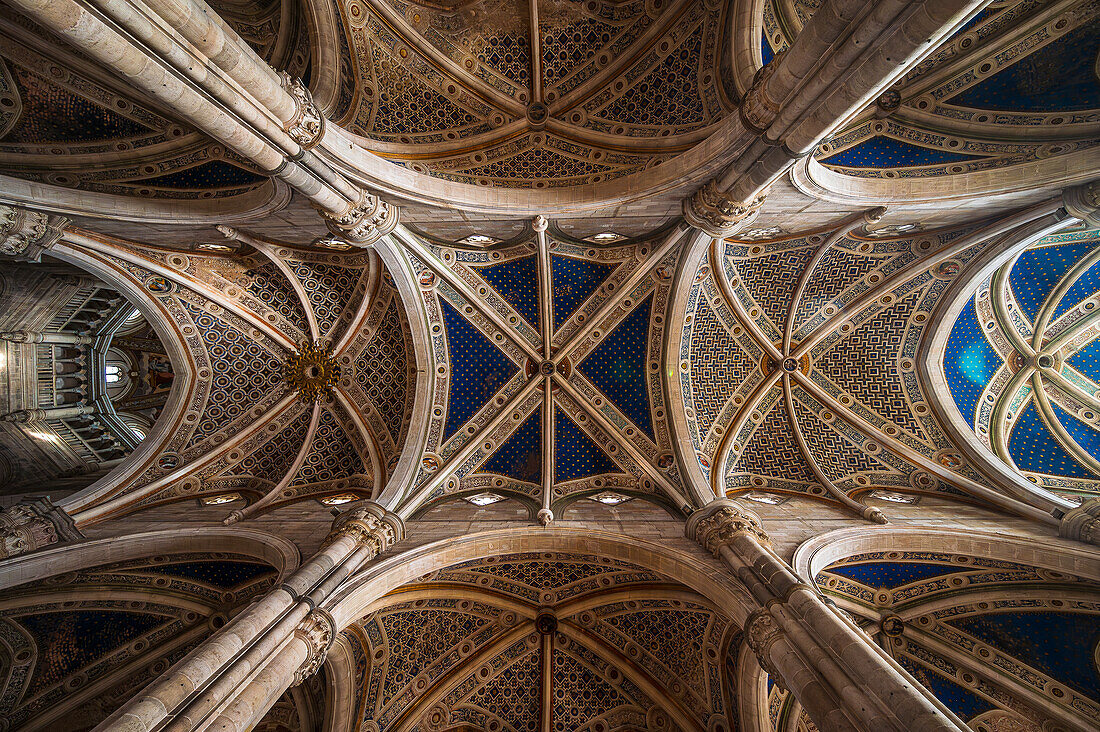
[682,0,988,238]
[0,497,83,560]
[97,502,403,732]
[686,499,967,732]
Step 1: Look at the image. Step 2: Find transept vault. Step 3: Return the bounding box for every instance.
[0,0,1098,731]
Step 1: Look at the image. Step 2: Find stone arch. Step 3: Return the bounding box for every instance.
[322,527,762,731]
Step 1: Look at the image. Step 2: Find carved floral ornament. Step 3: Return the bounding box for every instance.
[280,73,325,149]
[293,608,337,685]
[745,608,784,682]
[0,204,68,259]
[321,192,400,245]
[322,505,402,556]
[682,180,767,238]
[692,505,770,557]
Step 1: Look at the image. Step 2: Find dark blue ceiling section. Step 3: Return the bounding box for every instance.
[1049,401,1100,467]
[826,561,969,589]
[898,655,996,722]
[760,32,774,66]
[1052,251,1100,322]
[944,296,1000,428]
[577,294,654,441]
[554,406,620,482]
[948,24,1100,112]
[1067,336,1100,379]
[1008,400,1093,478]
[949,611,1100,700]
[440,299,518,443]
[475,254,542,331]
[480,407,541,484]
[551,254,618,332]
[149,560,276,589]
[18,610,168,696]
[1009,241,1094,321]
[821,136,985,168]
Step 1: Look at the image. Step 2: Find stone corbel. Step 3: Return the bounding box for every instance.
[682,180,766,238]
[684,498,770,556]
[0,497,83,560]
[1058,498,1099,545]
[292,608,336,685]
[0,204,69,262]
[321,192,400,246]
[280,73,325,149]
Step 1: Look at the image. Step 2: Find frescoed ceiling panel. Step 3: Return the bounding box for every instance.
[342,553,741,732]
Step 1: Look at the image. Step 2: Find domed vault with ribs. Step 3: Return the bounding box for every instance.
[0,0,1098,731]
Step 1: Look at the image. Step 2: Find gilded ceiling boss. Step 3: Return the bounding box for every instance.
[0,0,1098,730]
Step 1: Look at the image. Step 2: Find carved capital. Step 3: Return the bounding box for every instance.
[0,330,38,343]
[682,180,766,238]
[0,497,83,560]
[531,215,549,233]
[739,51,785,133]
[293,608,336,685]
[686,500,769,556]
[323,501,404,557]
[280,73,325,149]
[744,609,783,681]
[0,205,68,261]
[1064,180,1100,228]
[322,192,399,246]
[1059,498,1100,546]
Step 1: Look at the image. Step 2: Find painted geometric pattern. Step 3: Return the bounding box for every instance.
[289,261,363,336]
[357,297,412,445]
[603,608,710,700]
[179,302,285,446]
[731,246,816,329]
[291,409,367,486]
[733,396,816,484]
[232,407,311,484]
[791,397,898,482]
[688,297,753,438]
[464,651,540,732]
[813,292,926,438]
[242,261,311,337]
[792,245,892,340]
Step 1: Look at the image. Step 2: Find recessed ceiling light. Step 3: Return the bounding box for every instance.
[584,232,625,244]
[869,490,918,504]
[201,493,242,505]
[742,491,786,505]
[589,491,630,504]
[457,234,500,246]
[465,492,505,506]
[320,493,360,506]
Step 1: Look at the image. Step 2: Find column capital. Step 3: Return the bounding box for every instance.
[280,73,325,149]
[739,51,785,134]
[685,498,769,556]
[292,608,336,685]
[744,608,783,682]
[1063,179,1100,228]
[1058,498,1100,545]
[0,204,69,262]
[682,180,766,238]
[323,500,404,555]
[0,497,83,560]
[322,192,400,246]
[0,330,41,343]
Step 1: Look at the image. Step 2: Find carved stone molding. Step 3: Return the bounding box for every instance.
[1063,180,1100,228]
[322,192,400,245]
[280,73,325,149]
[744,609,783,682]
[739,51,785,134]
[0,204,69,261]
[323,501,404,556]
[682,180,766,238]
[1058,498,1100,545]
[292,608,336,685]
[685,499,770,556]
[0,497,83,560]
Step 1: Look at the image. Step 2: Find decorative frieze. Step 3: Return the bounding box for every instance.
[323,502,404,556]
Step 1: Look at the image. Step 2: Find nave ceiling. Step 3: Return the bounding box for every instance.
[0,0,1100,731]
